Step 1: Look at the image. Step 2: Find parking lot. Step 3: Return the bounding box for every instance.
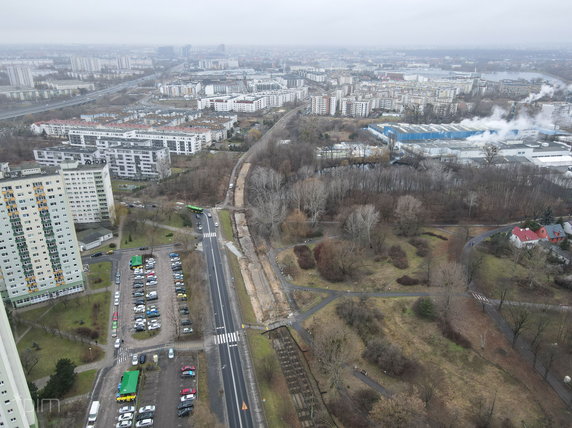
[92,246,198,427]
[115,247,186,350]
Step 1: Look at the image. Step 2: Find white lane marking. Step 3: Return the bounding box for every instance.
[207,220,244,427]
[214,331,240,345]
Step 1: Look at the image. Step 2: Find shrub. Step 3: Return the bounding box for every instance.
[75,327,99,340]
[362,339,413,376]
[409,237,429,257]
[336,299,384,342]
[389,245,409,269]
[554,276,572,290]
[313,240,345,282]
[80,346,102,363]
[293,245,315,269]
[438,318,471,349]
[396,275,420,286]
[413,297,436,320]
[422,231,448,241]
[109,243,117,249]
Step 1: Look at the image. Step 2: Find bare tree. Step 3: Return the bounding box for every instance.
[20,348,39,375]
[369,389,427,428]
[345,204,380,247]
[300,178,327,226]
[394,195,423,236]
[431,261,467,318]
[472,392,497,428]
[507,305,530,347]
[482,144,499,165]
[497,284,510,311]
[542,346,557,380]
[464,191,479,217]
[311,320,357,390]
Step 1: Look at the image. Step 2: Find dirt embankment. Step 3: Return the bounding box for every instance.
[232,162,290,323]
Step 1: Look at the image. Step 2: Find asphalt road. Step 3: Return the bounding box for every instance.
[201,213,254,428]
[0,64,187,121]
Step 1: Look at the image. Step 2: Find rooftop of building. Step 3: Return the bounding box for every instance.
[42,145,98,153]
[0,164,60,182]
[76,227,113,244]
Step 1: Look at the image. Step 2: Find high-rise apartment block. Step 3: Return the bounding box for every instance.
[60,161,115,225]
[311,95,338,116]
[70,56,102,73]
[0,165,84,308]
[0,302,38,427]
[7,66,34,88]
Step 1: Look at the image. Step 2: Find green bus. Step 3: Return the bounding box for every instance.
[116,370,140,402]
[186,205,204,214]
[130,255,143,270]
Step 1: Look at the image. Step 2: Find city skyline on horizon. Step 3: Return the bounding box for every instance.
[2,0,572,48]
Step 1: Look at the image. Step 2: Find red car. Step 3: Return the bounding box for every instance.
[180,365,196,372]
[180,388,197,396]
[112,311,119,321]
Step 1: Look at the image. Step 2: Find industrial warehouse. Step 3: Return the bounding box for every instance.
[368,123,572,169]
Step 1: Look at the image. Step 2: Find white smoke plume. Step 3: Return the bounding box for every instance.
[520,84,555,104]
[460,106,555,144]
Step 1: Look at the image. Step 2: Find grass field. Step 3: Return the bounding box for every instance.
[247,330,298,428]
[121,224,175,249]
[132,330,160,340]
[87,261,112,290]
[226,250,257,324]
[111,179,147,193]
[302,297,548,426]
[476,250,572,305]
[63,369,97,398]
[17,327,103,381]
[18,292,111,344]
[277,228,449,292]
[218,210,233,242]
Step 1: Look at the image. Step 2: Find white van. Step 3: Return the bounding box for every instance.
[87,400,100,423]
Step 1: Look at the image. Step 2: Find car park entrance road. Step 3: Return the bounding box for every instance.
[202,213,254,428]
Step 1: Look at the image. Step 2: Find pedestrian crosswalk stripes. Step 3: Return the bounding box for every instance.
[117,350,131,363]
[471,292,490,304]
[203,232,216,238]
[214,331,239,345]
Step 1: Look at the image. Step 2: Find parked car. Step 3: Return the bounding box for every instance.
[138,405,156,414]
[181,370,195,378]
[182,327,193,334]
[180,388,197,396]
[115,291,120,299]
[181,319,192,326]
[168,348,174,359]
[135,419,153,428]
[134,299,145,305]
[112,321,118,329]
[116,421,132,428]
[90,252,103,258]
[118,405,135,414]
[136,411,154,421]
[133,291,145,297]
[134,275,144,280]
[148,323,161,330]
[147,312,160,318]
[180,394,196,402]
[139,354,146,364]
[113,312,118,321]
[132,354,139,366]
[178,407,192,417]
[117,413,133,422]
[146,280,158,286]
[181,365,196,372]
[178,400,194,410]
[112,329,118,337]
[180,308,189,315]
[133,283,144,289]
[169,253,179,257]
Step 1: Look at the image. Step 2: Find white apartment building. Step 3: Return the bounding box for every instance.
[340,99,371,118]
[0,302,38,427]
[7,66,34,88]
[34,143,171,180]
[60,161,116,225]
[0,165,85,308]
[311,95,338,116]
[70,56,102,73]
[30,121,211,155]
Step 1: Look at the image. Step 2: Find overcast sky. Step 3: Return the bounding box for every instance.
[2,0,572,47]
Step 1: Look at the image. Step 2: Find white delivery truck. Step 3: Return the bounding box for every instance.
[87,400,100,425]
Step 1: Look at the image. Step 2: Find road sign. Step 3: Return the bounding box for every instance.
[241,401,248,411]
